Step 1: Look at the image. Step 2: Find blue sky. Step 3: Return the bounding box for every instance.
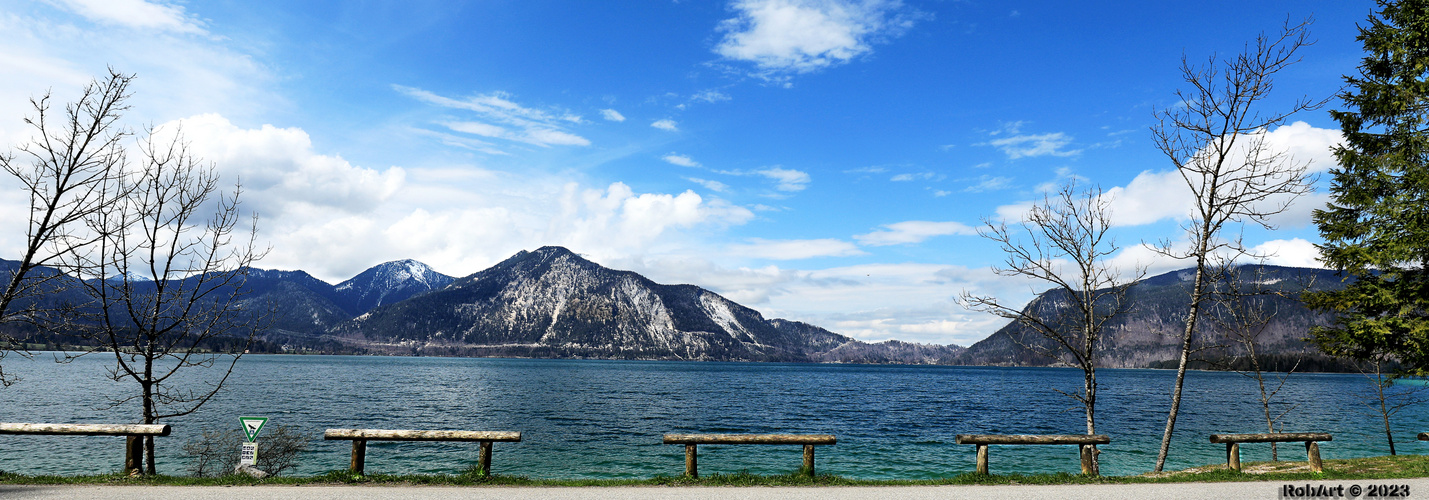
[0,0,1373,346]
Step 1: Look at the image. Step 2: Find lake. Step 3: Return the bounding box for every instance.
[0,353,1425,478]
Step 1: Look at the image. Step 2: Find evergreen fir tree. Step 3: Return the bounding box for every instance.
[1308,0,1429,374]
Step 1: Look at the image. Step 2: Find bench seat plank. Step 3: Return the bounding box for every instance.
[0,423,170,436]
[955,434,1109,445]
[663,434,836,445]
[324,429,521,442]
[1209,432,1331,444]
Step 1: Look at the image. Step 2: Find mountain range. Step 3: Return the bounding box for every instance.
[3,246,1348,368]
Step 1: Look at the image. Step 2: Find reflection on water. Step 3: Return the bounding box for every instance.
[0,354,1424,478]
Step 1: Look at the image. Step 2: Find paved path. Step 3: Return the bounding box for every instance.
[3,479,1426,500]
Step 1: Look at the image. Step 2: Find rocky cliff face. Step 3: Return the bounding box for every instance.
[334,259,455,314]
[955,265,1345,368]
[328,246,863,361]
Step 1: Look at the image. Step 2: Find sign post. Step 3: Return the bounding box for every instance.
[239,416,268,467]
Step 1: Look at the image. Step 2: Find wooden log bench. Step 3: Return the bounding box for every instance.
[955,434,1110,476]
[1209,432,1332,473]
[662,433,836,478]
[323,429,521,475]
[0,422,171,475]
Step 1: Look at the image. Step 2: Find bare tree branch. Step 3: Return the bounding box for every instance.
[1152,17,1326,472]
[960,181,1146,475]
[61,121,270,474]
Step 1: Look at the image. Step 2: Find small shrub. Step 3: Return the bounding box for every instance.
[182,424,310,477]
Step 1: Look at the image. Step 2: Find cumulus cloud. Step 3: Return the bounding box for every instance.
[854,220,976,246]
[600,109,626,122]
[53,0,205,34]
[662,153,701,167]
[651,119,678,131]
[396,86,590,148]
[991,122,1342,229]
[714,0,918,76]
[172,113,406,217]
[756,167,810,191]
[1095,121,1341,228]
[1250,238,1324,268]
[727,238,865,259]
[550,182,755,254]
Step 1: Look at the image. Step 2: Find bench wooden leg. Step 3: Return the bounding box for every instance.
[124,436,143,475]
[975,444,989,474]
[803,444,815,476]
[477,441,493,476]
[1226,443,1240,472]
[1080,445,1098,476]
[1306,441,1322,473]
[685,444,698,478]
[351,439,367,475]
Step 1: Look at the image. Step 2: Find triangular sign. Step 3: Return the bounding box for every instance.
[240,416,268,442]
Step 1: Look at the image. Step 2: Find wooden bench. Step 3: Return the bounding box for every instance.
[663,433,836,478]
[0,422,170,474]
[955,434,1110,476]
[1209,432,1332,473]
[324,429,521,475]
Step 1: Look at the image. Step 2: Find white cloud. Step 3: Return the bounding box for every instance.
[756,167,810,191]
[396,86,591,148]
[855,220,976,246]
[662,153,701,167]
[693,90,732,103]
[651,119,678,131]
[0,7,273,147]
[1250,238,1323,268]
[727,238,865,259]
[550,183,755,256]
[714,0,918,76]
[991,122,1342,230]
[890,172,941,182]
[1090,121,1341,228]
[964,175,1012,193]
[600,109,626,122]
[173,114,406,218]
[686,177,729,192]
[53,0,205,34]
[985,131,1080,159]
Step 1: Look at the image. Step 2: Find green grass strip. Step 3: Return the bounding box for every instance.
[3,455,1428,486]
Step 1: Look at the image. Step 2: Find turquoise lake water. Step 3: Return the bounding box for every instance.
[0,353,1426,478]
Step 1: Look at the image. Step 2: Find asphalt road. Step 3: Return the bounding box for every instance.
[3,479,1427,500]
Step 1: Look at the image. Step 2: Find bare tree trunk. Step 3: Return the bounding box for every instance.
[143,361,156,475]
[1253,356,1279,461]
[1383,397,1396,456]
[1155,262,1205,472]
[1084,356,1099,475]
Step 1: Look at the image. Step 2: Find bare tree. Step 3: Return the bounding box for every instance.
[1206,261,1310,460]
[1352,358,1428,456]
[1149,19,1325,472]
[64,124,267,474]
[960,182,1145,475]
[0,69,133,386]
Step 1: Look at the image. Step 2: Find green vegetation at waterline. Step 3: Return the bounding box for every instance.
[1145,353,1383,373]
[4,455,1429,487]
